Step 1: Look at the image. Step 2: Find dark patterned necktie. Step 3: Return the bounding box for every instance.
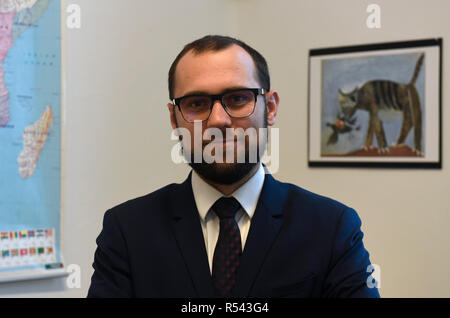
[211,196,242,297]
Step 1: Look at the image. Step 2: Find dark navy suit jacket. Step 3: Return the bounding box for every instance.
[87,172,380,298]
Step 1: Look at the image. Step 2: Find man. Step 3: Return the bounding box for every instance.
[88,35,380,298]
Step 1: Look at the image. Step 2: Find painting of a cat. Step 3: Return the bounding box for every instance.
[337,53,424,155]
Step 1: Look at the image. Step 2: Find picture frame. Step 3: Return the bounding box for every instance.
[308,38,442,168]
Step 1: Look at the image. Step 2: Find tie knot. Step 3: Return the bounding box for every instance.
[212,197,241,220]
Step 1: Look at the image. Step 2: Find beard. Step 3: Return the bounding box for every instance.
[189,161,256,185]
[176,105,268,185]
[188,139,261,184]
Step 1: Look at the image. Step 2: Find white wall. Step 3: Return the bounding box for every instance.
[0,0,448,297]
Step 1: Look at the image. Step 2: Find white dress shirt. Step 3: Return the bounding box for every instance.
[191,162,265,274]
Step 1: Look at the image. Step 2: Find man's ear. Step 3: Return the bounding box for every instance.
[167,103,177,130]
[266,90,280,126]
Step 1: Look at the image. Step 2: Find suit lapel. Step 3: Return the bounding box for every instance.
[169,172,215,297]
[233,173,288,297]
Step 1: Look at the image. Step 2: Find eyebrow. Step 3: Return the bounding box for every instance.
[180,86,250,97]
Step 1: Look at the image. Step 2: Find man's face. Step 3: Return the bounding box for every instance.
[168,44,279,184]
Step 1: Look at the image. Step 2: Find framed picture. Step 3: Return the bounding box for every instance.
[308,38,442,168]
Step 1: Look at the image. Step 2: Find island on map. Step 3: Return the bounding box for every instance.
[17,105,53,179]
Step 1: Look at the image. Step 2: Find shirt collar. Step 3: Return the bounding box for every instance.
[191,162,265,221]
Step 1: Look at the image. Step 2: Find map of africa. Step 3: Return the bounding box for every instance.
[0,0,61,274]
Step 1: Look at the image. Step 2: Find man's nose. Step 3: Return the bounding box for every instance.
[206,100,233,128]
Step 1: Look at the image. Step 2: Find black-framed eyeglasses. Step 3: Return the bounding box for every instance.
[172,88,265,123]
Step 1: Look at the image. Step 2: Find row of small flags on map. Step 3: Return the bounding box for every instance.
[2,247,54,258]
[1,229,53,240]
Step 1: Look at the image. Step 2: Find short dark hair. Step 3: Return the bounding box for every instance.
[168,35,270,100]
